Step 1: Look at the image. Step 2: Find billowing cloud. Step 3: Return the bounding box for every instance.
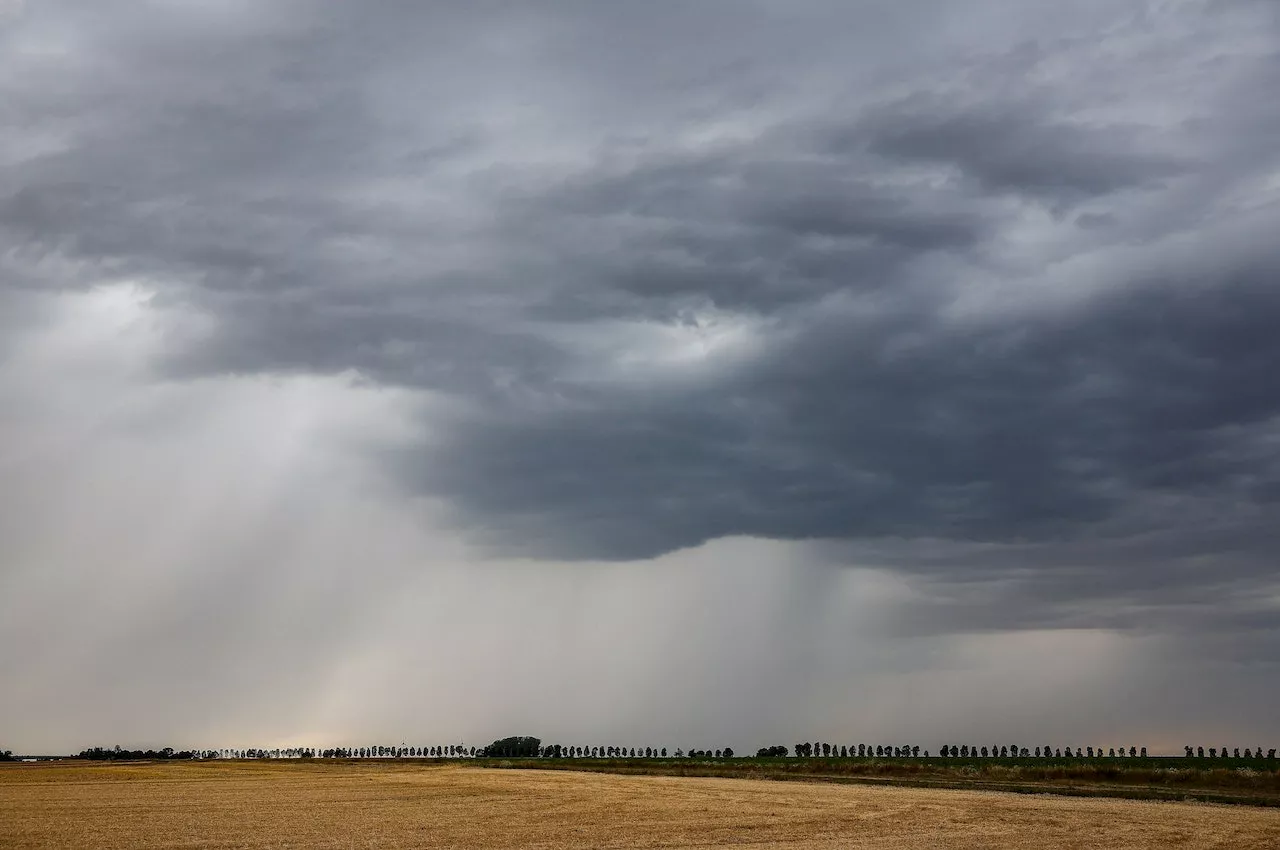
[2,1,1279,752]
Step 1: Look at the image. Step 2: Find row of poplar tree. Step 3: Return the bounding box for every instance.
[1184,746,1277,759]
[937,745,1147,758]
[60,741,1280,762]
[197,742,732,760]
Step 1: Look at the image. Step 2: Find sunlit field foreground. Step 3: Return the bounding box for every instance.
[5,761,1280,849]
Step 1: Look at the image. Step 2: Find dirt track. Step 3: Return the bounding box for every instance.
[4,761,1278,849]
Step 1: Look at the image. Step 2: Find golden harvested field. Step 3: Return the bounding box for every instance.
[3,761,1279,849]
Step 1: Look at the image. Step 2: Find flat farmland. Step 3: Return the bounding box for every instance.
[4,761,1279,849]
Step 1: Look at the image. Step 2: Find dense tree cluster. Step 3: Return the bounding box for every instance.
[76,746,202,760]
[0,749,15,761]
[482,737,542,758]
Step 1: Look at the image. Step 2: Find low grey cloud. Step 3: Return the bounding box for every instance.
[854,95,1192,201]
[2,0,1279,752]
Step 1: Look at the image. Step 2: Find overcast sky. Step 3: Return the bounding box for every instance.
[3,0,1279,756]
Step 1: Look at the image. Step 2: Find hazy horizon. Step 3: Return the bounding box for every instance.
[3,0,1280,755]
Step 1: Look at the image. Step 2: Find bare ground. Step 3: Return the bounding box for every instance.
[3,760,1279,849]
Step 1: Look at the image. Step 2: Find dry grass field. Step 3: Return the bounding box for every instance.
[3,760,1279,849]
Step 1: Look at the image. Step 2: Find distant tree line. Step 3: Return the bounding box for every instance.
[76,746,202,761]
[756,743,1277,761]
[213,746,476,759]
[1184,746,1277,759]
[937,745,1153,759]
[479,737,729,759]
[782,743,925,758]
[0,749,15,761]
[62,740,746,762]
[55,740,1280,763]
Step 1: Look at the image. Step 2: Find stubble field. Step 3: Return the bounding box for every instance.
[3,760,1279,849]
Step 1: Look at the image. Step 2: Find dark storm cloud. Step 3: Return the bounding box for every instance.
[3,3,1279,618]
[501,149,992,322]
[854,95,1191,201]
[422,266,1280,562]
